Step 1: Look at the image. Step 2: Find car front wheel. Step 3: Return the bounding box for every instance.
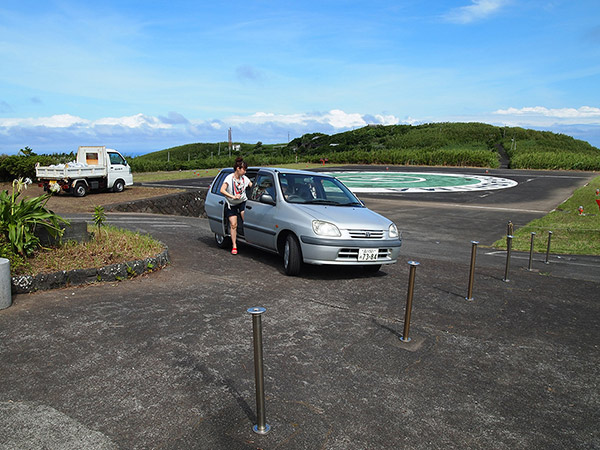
[215,233,230,249]
[283,234,302,276]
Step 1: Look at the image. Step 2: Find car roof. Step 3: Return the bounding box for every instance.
[222,167,327,177]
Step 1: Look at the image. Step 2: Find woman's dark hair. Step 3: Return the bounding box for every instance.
[233,157,248,171]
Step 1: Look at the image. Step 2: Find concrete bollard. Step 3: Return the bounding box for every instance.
[0,258,11,310]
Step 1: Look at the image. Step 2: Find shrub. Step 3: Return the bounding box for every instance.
[0,178,68,256]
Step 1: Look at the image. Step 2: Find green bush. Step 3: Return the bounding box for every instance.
[0,179,68,256]
[0,233,30,274]
[511,152,600,170]
[0,154,56,181]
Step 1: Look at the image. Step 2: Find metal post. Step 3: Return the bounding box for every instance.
[247,307,271,435]
[401,261,419,342]
[503,235,513,282]
[528,232,536,271]
[466,241,479,301]
[507,220,513,236]
[545,231,553,265]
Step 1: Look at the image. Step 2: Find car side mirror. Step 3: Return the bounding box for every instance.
[260,193,276,205]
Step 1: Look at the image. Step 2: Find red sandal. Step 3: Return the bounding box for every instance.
[231,248,238,255]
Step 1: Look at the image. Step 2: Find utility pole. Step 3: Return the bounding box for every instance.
[228,128,232,158]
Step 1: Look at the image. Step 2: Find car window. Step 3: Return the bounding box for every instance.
[250,173,276,201]
[278,173,361,205]
[210,170,231,195]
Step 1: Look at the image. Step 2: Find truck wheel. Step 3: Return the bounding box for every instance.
[283,234,302,276]
[113,179,125,193]
[74,182,87,197]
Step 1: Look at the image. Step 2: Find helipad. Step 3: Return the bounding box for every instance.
[325,171,518,193]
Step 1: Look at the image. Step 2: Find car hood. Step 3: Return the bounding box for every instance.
[293,204,391,229]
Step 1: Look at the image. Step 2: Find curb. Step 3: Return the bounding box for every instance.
[10,247,170,294]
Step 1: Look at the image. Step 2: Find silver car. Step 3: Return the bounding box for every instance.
[205,167,402,275]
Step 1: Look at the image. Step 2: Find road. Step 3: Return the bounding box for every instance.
[1,167,599,449]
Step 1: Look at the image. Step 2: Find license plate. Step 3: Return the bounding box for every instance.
[358,248,378,261]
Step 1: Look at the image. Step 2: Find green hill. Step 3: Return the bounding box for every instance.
[129,122,600,172]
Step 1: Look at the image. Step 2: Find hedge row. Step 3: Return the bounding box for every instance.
[510,152,600,171]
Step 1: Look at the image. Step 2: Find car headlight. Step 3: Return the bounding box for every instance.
[388,223,399,238]
[312,220,341,237]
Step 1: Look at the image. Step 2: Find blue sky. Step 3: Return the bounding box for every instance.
[1,0,599,155]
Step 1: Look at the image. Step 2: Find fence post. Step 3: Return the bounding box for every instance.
[247,307,271,435]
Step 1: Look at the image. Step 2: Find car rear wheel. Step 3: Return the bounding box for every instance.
[215,233,230,249]
[283,234,302,276]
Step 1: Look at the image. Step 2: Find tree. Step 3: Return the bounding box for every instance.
[18,146,37,157]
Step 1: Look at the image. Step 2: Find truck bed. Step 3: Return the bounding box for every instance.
[36,164,108,179]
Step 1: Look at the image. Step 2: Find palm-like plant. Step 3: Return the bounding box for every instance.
[0,178,68,256]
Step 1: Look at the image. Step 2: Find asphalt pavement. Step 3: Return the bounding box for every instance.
[1,167,599,449]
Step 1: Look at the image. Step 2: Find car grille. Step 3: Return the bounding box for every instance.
[337,248,392,260]
[348,229,384,239]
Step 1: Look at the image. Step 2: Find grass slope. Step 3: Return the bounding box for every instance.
[492,176,600,255]
[129,122,600,172]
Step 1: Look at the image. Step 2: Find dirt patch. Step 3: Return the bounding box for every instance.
[1,182,183,215]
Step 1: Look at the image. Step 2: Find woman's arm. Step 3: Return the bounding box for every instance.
[220,182,233,199]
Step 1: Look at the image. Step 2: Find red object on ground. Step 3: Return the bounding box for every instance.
[596,199,600,210]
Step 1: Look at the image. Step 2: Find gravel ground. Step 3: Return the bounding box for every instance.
[1,182,183,214]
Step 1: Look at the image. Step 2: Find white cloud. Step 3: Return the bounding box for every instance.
[0,114,90,128]
[494,106,600,121]
[0,110,409,154]
[444,0,509,24]
[93,114,171,129]
[224,109,401,129]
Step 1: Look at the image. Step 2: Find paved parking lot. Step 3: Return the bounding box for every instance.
[0,167,598,449]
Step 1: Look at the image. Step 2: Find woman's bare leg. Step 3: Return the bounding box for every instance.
[229,215,238,249]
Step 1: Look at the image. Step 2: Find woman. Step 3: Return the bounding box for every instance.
[220,157,253,254]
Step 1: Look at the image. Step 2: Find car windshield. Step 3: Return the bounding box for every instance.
[278,173,362,206]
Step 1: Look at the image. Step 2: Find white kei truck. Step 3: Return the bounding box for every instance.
[36,146,134,197]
